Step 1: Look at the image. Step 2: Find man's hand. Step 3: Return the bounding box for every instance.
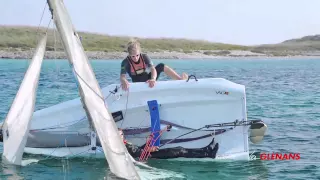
[120,74,129,91]
[121,79,129,91]
[148,146,159,152]
[146,79,156,88]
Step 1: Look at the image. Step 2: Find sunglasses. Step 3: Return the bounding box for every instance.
[130,54,140,58]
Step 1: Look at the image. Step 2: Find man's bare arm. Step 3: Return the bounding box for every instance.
[120,74,127,83]
[150,66,157,80]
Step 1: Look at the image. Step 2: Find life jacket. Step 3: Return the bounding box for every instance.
[127,54,147,76]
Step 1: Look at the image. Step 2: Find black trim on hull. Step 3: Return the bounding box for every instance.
[121,120,228,135]
[160,130,227,144]
[127,138,219,159]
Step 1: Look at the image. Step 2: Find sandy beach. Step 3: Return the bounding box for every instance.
[1,49,319,60]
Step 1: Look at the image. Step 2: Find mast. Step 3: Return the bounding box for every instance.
[2,34,47,165]
[46,1,140,179]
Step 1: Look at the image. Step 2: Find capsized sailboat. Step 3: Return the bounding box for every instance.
[1,78,267,161]
[0,1,268,165]
[0,0,140,179]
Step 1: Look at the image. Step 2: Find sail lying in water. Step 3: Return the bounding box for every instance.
[46,0,140,179]
[1,35,47,165]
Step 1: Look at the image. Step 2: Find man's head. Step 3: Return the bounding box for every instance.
[127,39,141,62]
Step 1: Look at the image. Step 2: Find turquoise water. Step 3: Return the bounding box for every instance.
[0,58,319,180]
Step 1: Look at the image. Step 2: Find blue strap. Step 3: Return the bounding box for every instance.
[147,100,161,146]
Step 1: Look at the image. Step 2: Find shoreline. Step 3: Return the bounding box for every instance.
[1,50,320,60]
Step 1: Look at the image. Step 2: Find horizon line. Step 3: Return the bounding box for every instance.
[1,24,319,47]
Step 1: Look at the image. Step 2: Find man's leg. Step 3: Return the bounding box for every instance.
[154,63,188,80]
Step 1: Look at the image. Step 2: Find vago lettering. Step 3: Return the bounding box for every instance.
[216,91,229,95]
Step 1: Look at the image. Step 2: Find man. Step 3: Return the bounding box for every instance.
[118,128,219,160]
[120,39,188,90]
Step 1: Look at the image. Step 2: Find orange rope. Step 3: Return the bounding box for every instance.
[139,129,166,162]
[139,134,154,161]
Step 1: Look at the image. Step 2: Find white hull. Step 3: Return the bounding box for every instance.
[2,78,254,160]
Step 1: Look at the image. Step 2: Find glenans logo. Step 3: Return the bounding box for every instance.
[249,151,301,161]
[260,153,300,160]
[216,91,229,95]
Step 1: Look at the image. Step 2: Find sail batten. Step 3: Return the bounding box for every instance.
[46,0,140,179]
[1,35,47,165]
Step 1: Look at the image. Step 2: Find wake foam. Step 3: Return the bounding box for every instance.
[135,165,186,180]
[21,159,39,166]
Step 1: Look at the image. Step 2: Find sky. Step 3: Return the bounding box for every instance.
[1,0,320,45]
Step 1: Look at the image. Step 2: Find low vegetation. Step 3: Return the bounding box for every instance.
[1,25,320,57]
[0,26,250,52]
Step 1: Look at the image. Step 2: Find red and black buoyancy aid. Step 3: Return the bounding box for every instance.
[127,54,149,82]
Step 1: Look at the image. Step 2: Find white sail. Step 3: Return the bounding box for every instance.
[46,0,140,179]
[1,35,47,165]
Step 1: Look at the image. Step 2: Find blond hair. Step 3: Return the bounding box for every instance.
[127,39,141,55]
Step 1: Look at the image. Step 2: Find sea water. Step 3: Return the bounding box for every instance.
[0,58,319,180]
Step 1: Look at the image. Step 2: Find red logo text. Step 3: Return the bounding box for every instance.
[260,153,300,160]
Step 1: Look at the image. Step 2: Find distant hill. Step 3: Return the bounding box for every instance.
[282,35,320,43]
[251,34,320,54]
[1,25,320,58]
[0,25,249,53]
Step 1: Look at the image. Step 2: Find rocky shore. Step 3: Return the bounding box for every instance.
[1,49,320,60]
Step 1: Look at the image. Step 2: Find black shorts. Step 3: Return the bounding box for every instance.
[131,63,165,82]
[148,63,165,80]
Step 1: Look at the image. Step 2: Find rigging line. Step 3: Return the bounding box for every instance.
[36,1,48,38]
[158,126,206,148]
[8,86,119,133]
[157,119,252,148]
[22,1,48,88]
[53,20,57,79]
[72,69,104,102]
[45,18,52,34]
[52,17,60,85]
[27,1,49,79]
[36,133,88,158]
[29,90,116,132]
[55,26,60,80]
[136,114,149,129]
[30,117,86,131]
[42,147,92,161]
[1,8,51,130]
